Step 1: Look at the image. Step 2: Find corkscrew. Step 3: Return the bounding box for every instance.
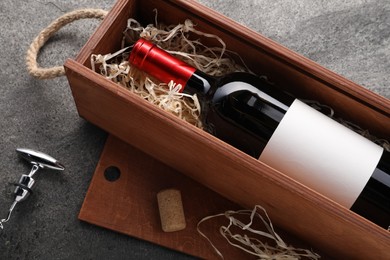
[0,148,65,229]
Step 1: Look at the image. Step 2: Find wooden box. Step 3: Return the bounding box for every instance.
[64,0,390,258]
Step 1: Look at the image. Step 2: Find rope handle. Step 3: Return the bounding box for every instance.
[26,8,108,79]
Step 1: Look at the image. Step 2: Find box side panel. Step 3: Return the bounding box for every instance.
[65,59,390,259]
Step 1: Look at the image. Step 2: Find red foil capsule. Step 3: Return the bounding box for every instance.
[129,38,196,92]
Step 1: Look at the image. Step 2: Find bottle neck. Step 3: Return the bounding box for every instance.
[129,38,207,93]
[185,70,213,96]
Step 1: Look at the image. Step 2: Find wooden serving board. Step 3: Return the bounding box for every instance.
[79,135,249,259]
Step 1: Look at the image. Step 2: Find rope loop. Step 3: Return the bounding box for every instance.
[26,8,108,79]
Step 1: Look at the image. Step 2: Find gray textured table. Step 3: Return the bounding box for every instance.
[0,0,388,259]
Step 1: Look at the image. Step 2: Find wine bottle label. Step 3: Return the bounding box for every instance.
[259,99,384,208]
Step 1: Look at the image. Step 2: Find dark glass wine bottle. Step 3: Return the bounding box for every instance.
[129,38,390,229]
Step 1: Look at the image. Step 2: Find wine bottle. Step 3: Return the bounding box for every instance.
[129,38,390,229]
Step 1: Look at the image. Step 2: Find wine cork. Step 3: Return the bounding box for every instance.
[157,189,186,232]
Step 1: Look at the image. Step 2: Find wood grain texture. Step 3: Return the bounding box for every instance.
[66,0,390,259]
[80,135,330,259]
[65,58,389,259]
[79,135,256,259]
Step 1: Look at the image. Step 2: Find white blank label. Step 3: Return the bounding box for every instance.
[259,99,383,208]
